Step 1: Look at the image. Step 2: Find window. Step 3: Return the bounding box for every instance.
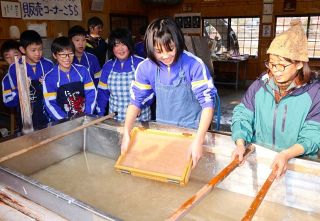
[203,17,260,56]
[276,16,320,58]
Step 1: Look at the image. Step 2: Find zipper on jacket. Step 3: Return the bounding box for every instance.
[66,73,70,82]
[167,65,171,76]
[272,104,278,150]
[281,104,287,132]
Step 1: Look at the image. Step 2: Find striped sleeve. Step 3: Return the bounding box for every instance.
[43,71,67,121]
[96,63,111,116]
[186,52,216,108]
[130,60,155,109]
[82,67,97,114]
[89,53,101,86]
[2,71,18,107]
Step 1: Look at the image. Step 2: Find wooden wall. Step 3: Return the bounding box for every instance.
[145,0,320,81]
[0,0,319,80]
[0,0,146,40]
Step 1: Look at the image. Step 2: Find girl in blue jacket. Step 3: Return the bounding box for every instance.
[231,21,320,178]
[120,17,217,168]
[96,27,150,121]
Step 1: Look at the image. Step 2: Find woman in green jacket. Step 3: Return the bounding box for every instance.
[231,20,320,179]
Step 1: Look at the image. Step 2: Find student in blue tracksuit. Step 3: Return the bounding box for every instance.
[2,30,53,130]
[85,16,109,67]
[43,37,97,121]
[96,27,150,121]
[134,25,147,58]
[121,17,217,168]
[231,21,320,179]
[0,39,22,66]
[68,25,101,86]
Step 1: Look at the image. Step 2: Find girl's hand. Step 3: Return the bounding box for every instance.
[120,132,130,155]
[27,77,31,87]
[231,144,246,164]
[271,151,289,179]
[189,139,203,169]
[39,76,45,84]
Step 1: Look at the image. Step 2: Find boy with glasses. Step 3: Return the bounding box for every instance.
[231,20,320,179]
[2,30,53,130]
[68,25,101,86]
[43,37,96,121]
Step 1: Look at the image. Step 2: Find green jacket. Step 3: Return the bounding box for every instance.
[232,73,320,157]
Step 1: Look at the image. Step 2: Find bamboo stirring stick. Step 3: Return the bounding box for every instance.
[15,56,34,134]
[241,166,278,221]
[166,146,255,221]
[0,113,116,164]
[83,116,91,173]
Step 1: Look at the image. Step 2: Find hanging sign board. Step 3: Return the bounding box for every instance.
[19,0,82,21]
[1,1,21,18]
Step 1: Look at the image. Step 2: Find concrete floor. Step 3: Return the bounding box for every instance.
[213,85,246,132]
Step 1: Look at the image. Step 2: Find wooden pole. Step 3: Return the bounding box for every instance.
[241,166,278,221]
[166,146,255,221]
[10,109,15,135]
[15,56,34,134]
[0,113,115,163]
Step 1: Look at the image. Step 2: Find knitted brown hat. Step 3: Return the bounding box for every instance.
[267,20,309,62]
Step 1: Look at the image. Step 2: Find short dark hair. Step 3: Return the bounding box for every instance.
[108,28,134,59]
[68,25,87,39]
[51,36,75,55]
[139,25,147,36]
[1,39,20,56]
[87,16,103,30]
[145,17,185,66]
[20,30,42,49]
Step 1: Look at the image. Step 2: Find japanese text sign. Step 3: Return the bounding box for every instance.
[19,0,82,21]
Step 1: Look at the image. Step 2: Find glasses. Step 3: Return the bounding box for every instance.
[265,61,293,72]
[57,53,75,58]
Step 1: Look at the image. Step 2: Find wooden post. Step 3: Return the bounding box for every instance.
[241,166,278,221]
[166,146,255,221]
[15,56,34,134]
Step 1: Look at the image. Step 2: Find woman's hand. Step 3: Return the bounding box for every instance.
[120,131,131,155]
[189,138,203,169]
[231,144,246,163]
[271,151,289,179]
[271,144,305,179]
[231,139,246,164]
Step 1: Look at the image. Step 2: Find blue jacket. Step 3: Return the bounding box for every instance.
[96,55,144,116]
[2,57,53,107]
[72,51,101,86]
[43,64,97,121]
[232,73,320,157]
[130,50,217,110]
